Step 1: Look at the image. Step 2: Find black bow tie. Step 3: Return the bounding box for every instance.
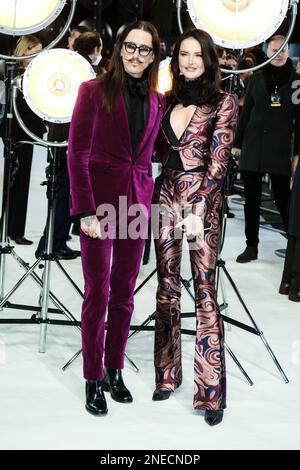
[126,75,149,99]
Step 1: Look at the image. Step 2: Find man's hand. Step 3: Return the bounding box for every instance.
[80,215,101,238]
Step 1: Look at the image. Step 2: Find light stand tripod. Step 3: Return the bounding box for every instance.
[0,139,83,350]
[0,60,19,301]
[216,163,289,383]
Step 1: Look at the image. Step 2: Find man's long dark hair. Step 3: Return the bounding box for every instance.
[100,21,161,113]
[170,29,221,106]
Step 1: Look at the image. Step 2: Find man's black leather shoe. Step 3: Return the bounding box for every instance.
[204,409,224,426]
[102,368,133,403]
[58,244,81,257]
[236,246,258,263]
[85,380,108,416]
[152,389,171,401]
[289,288,300,302]
[54,247,78,260]
[279,282,290,295]
[35,245,80,260]
[10,236,33,245]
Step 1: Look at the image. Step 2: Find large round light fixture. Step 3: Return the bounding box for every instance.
[22,48,96,123]
[158,57,172,95]
[186,0,290,49]
[0,0,66,35]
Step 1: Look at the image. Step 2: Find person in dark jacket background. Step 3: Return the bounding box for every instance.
[36,28,104,260]
[0,35,46,245]
[232,35,300,263]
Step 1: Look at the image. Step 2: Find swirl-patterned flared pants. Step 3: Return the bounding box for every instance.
[153,169,226,410]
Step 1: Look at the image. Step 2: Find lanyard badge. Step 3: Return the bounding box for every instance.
[270,86,281,107]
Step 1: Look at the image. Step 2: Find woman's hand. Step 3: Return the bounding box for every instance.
[80,215,101,238]
[231,147,241,161]
[175,213,204,239]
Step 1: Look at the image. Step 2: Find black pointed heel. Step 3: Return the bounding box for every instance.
[152,389,171,401]
[204,409,224,426]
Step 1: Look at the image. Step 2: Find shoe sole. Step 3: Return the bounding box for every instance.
[279,289,289,295]
[236,256,258,263]
[152,394,171,401]
[85,405,108,416]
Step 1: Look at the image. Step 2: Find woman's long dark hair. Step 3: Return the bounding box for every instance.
[100,21,161,112]
[170,29,221,106]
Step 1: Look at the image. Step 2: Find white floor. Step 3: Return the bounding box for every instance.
[0,142,299,450]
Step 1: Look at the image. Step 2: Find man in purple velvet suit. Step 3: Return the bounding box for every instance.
[68,21,164,416]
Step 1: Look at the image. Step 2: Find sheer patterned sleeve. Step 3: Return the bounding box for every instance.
[200,93,238,194]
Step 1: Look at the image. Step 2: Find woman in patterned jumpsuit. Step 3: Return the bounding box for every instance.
[152,29,238,426]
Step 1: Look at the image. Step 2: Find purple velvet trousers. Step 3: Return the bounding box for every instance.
[80,231,145,380]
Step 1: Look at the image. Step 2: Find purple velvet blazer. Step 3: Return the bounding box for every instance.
[68,79,165,216]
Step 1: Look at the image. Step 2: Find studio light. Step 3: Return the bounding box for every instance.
[0,0,66,36]
[21,48,96,123]
[186,0,290,49]
[158,57,172,95]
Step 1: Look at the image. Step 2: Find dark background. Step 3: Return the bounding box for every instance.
[73,0,300,40]
[1,0,300,57]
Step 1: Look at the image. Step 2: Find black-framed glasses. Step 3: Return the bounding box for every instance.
[123,42,153,57]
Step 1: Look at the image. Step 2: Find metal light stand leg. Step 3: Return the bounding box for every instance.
[38,147,58,352]
[62,348,83,372]
[62,347,139,373]
[218,260,289,383]
[224,343,253,386]
[217,269,232,332]
[0,247,81,328]
[127,268,158,340]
